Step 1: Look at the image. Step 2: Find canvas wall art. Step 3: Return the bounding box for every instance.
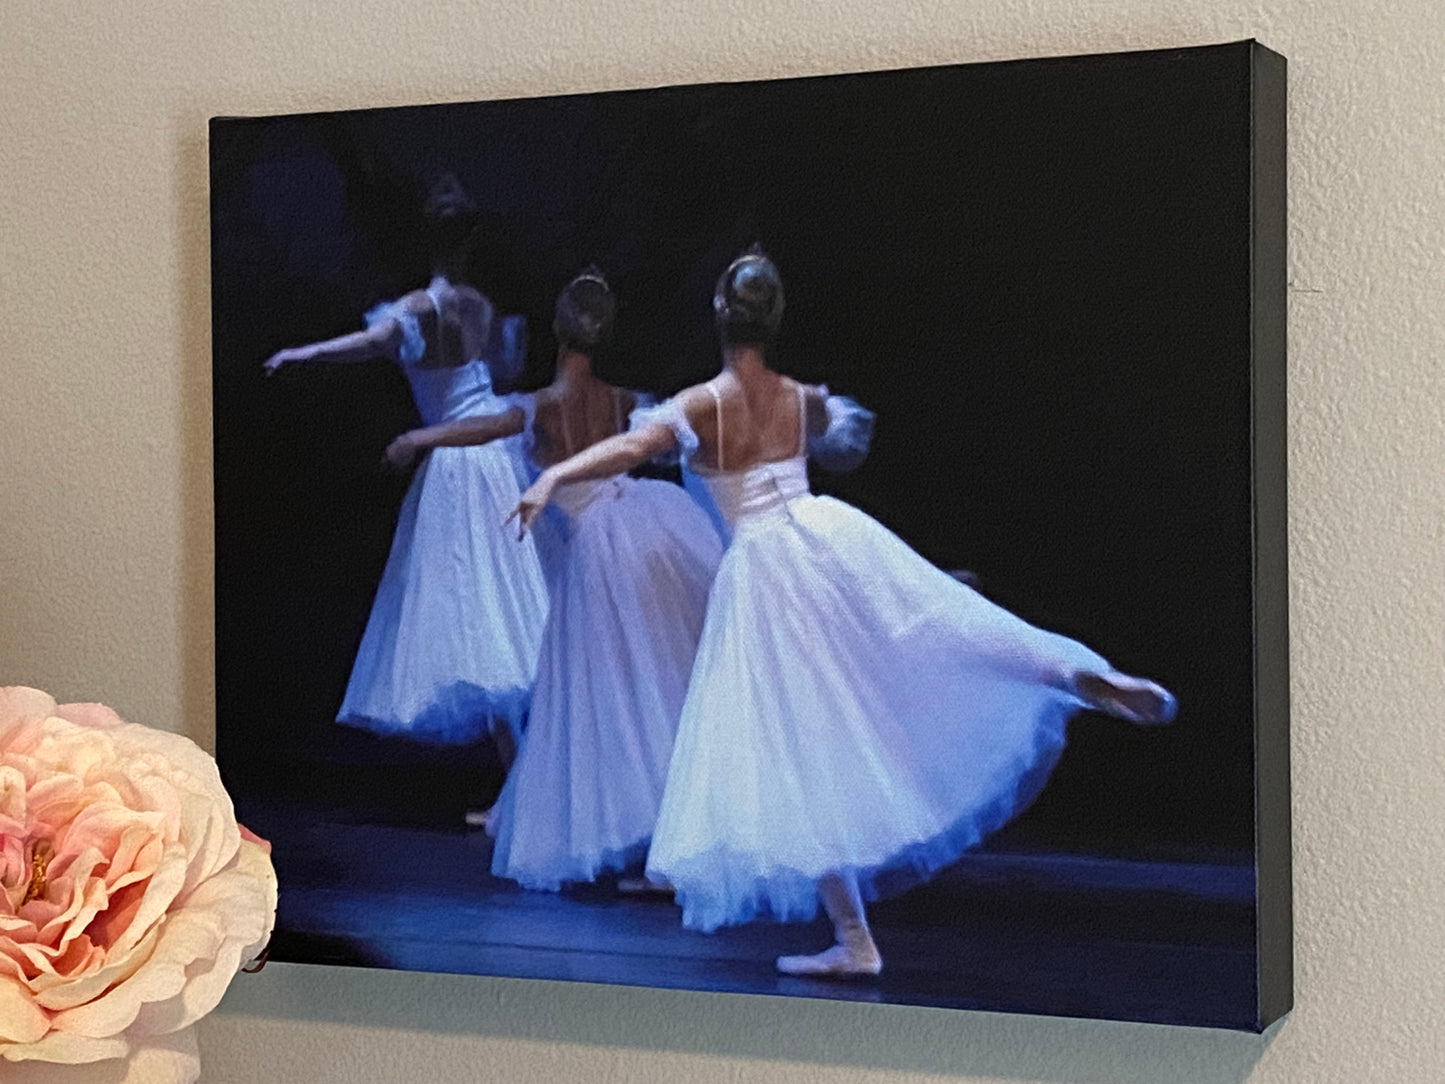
[211,39,1289,1030]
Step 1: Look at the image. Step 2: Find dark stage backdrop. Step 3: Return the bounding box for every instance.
[213,43,1256,858]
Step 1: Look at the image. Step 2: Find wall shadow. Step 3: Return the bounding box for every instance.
[217,962,1278,1084]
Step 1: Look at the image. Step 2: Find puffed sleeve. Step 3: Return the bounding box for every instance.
[629,396,696,465]
[808,392,875,473]
[488,313,528,384]
[364,300,425,365]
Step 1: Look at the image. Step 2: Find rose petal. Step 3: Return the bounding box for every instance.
[237,824,271,856]
[235,838,279,969]
[2,1027,198,1084]
[50,844,272,1037]
[83,849,187,969]
[127,839,277,1037]
[0,764,28,824]
[31,848,111,961]
[0,1029,126,1065]
[50,704,126,733]
[32,921,161,1014]
[107,739,240,895]
[0,688,59,736]
[77,726,227,816]
[0,975,51,1043]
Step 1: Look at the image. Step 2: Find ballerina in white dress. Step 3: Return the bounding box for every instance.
[391,268,724,889]
[263,174,548,753]
[510,247,1176,975]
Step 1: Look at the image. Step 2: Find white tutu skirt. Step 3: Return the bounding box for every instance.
[645,494,1108,932]
[336,438,549,746]
[490,477,723,889]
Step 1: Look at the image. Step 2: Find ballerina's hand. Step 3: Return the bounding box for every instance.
[506,475,555,540]
[262,347,302,376]
[384,433,420,472]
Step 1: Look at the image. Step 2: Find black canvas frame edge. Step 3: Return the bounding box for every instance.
[1250,40,1293,1032]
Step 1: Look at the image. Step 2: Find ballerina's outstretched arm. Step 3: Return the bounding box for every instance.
[383,407,526,471]
[262,315,408,376]
[507,422,679,536]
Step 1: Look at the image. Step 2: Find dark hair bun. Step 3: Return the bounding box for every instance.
[554,265,616,351]
[713,245,784,345]
[421,170,478,221]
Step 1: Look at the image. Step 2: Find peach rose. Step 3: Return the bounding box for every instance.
[0,687,277,1084]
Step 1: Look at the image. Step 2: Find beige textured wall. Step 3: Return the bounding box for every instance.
[2,0,1442,1081]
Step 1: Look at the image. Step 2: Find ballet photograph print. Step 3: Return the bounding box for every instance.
[210,39,1290,1031]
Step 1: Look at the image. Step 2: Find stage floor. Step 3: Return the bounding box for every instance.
[240,799,1259,1030]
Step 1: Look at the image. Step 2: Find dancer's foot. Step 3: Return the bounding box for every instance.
[776,941,882,978]
[616,875,674,897]
[1074,671,1177,725]
[463,806,501,838]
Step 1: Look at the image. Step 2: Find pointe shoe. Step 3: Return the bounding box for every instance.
[616,875,675,897]
[776,942,882,978]
[463,806,501,839]
[1074,671,1178,725]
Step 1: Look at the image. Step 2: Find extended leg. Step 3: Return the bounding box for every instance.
[776,871,882,977]
[1073,670,1177,725]
[463,721,520,833]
